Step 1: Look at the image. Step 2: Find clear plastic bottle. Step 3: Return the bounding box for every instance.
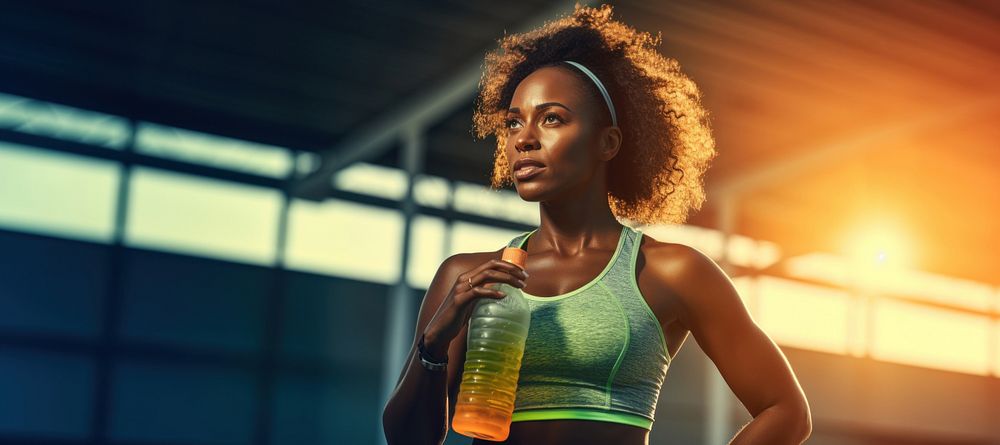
[452,247,530,441]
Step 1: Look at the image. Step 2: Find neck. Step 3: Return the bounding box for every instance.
[532,172,621,256]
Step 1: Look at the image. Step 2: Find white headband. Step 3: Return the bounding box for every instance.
[563,60,618,127]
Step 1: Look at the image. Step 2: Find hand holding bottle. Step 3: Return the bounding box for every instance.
[422,258,528,356]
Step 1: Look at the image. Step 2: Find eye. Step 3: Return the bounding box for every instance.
[543,113,563,124]
[505,118,522,129]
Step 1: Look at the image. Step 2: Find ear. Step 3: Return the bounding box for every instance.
[599,126,623,162]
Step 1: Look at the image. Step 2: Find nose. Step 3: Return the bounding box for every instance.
[515,127,539,152]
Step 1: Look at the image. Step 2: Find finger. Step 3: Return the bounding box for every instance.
[493,259,529,279]
[475,269,526,289]
[472,286,507,299]
[455,281,505,307]
[463,258,506,281]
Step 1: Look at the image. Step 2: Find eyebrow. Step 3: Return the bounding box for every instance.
[507,102,573,114]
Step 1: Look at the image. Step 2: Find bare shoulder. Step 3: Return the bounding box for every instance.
[637,235,735,333]
[642,236,721,285]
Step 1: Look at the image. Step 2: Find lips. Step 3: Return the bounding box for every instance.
[513,158,546,181]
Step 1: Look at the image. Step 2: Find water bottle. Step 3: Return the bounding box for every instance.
[452,246,530,441]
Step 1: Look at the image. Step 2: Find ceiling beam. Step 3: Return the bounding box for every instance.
[291,0,598,200]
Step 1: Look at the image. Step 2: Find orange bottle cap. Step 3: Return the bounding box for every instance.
[501,247,527,268]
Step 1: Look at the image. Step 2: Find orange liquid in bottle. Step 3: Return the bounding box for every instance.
[452,247,530,441]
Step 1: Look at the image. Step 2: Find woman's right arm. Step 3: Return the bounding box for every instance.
[381,252,528,445]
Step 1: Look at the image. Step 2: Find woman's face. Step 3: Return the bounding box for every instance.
[503,65,618,202]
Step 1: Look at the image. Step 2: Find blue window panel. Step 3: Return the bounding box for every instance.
[271,369,380,445]
[125,166,282,266]
[278,272,387,367]
[0,348,94,438]
[448,221,523,256]
[285,198,404,284]
[331,162,408,201]
[406,215,448,290]
[0,231,108,338]
[0,142,119,243]
[119,249,270,354]
[452,180,538,225]
[109,360,256,445]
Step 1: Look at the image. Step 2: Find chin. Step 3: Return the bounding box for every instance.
[513,182,549,202]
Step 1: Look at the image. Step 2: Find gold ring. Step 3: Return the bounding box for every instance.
[468,277,474,291]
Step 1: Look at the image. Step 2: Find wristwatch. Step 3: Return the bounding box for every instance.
[417,333,449,372]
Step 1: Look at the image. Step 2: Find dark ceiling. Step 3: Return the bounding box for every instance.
[0,0,553,152]
[1,0,997,284]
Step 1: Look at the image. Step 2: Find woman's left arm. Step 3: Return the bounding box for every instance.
[651,244,812,444]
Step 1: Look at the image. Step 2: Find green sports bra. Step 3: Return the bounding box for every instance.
[506,224,671,431]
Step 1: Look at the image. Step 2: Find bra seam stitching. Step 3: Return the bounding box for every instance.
[629,228,670,366]
[599,280,630,410]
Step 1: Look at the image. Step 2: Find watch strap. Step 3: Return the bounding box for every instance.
[418,333,448,372]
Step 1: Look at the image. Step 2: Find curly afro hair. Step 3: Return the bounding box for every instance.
[472,3,717,225]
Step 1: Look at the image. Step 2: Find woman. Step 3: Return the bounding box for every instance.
[383,4,811,444]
